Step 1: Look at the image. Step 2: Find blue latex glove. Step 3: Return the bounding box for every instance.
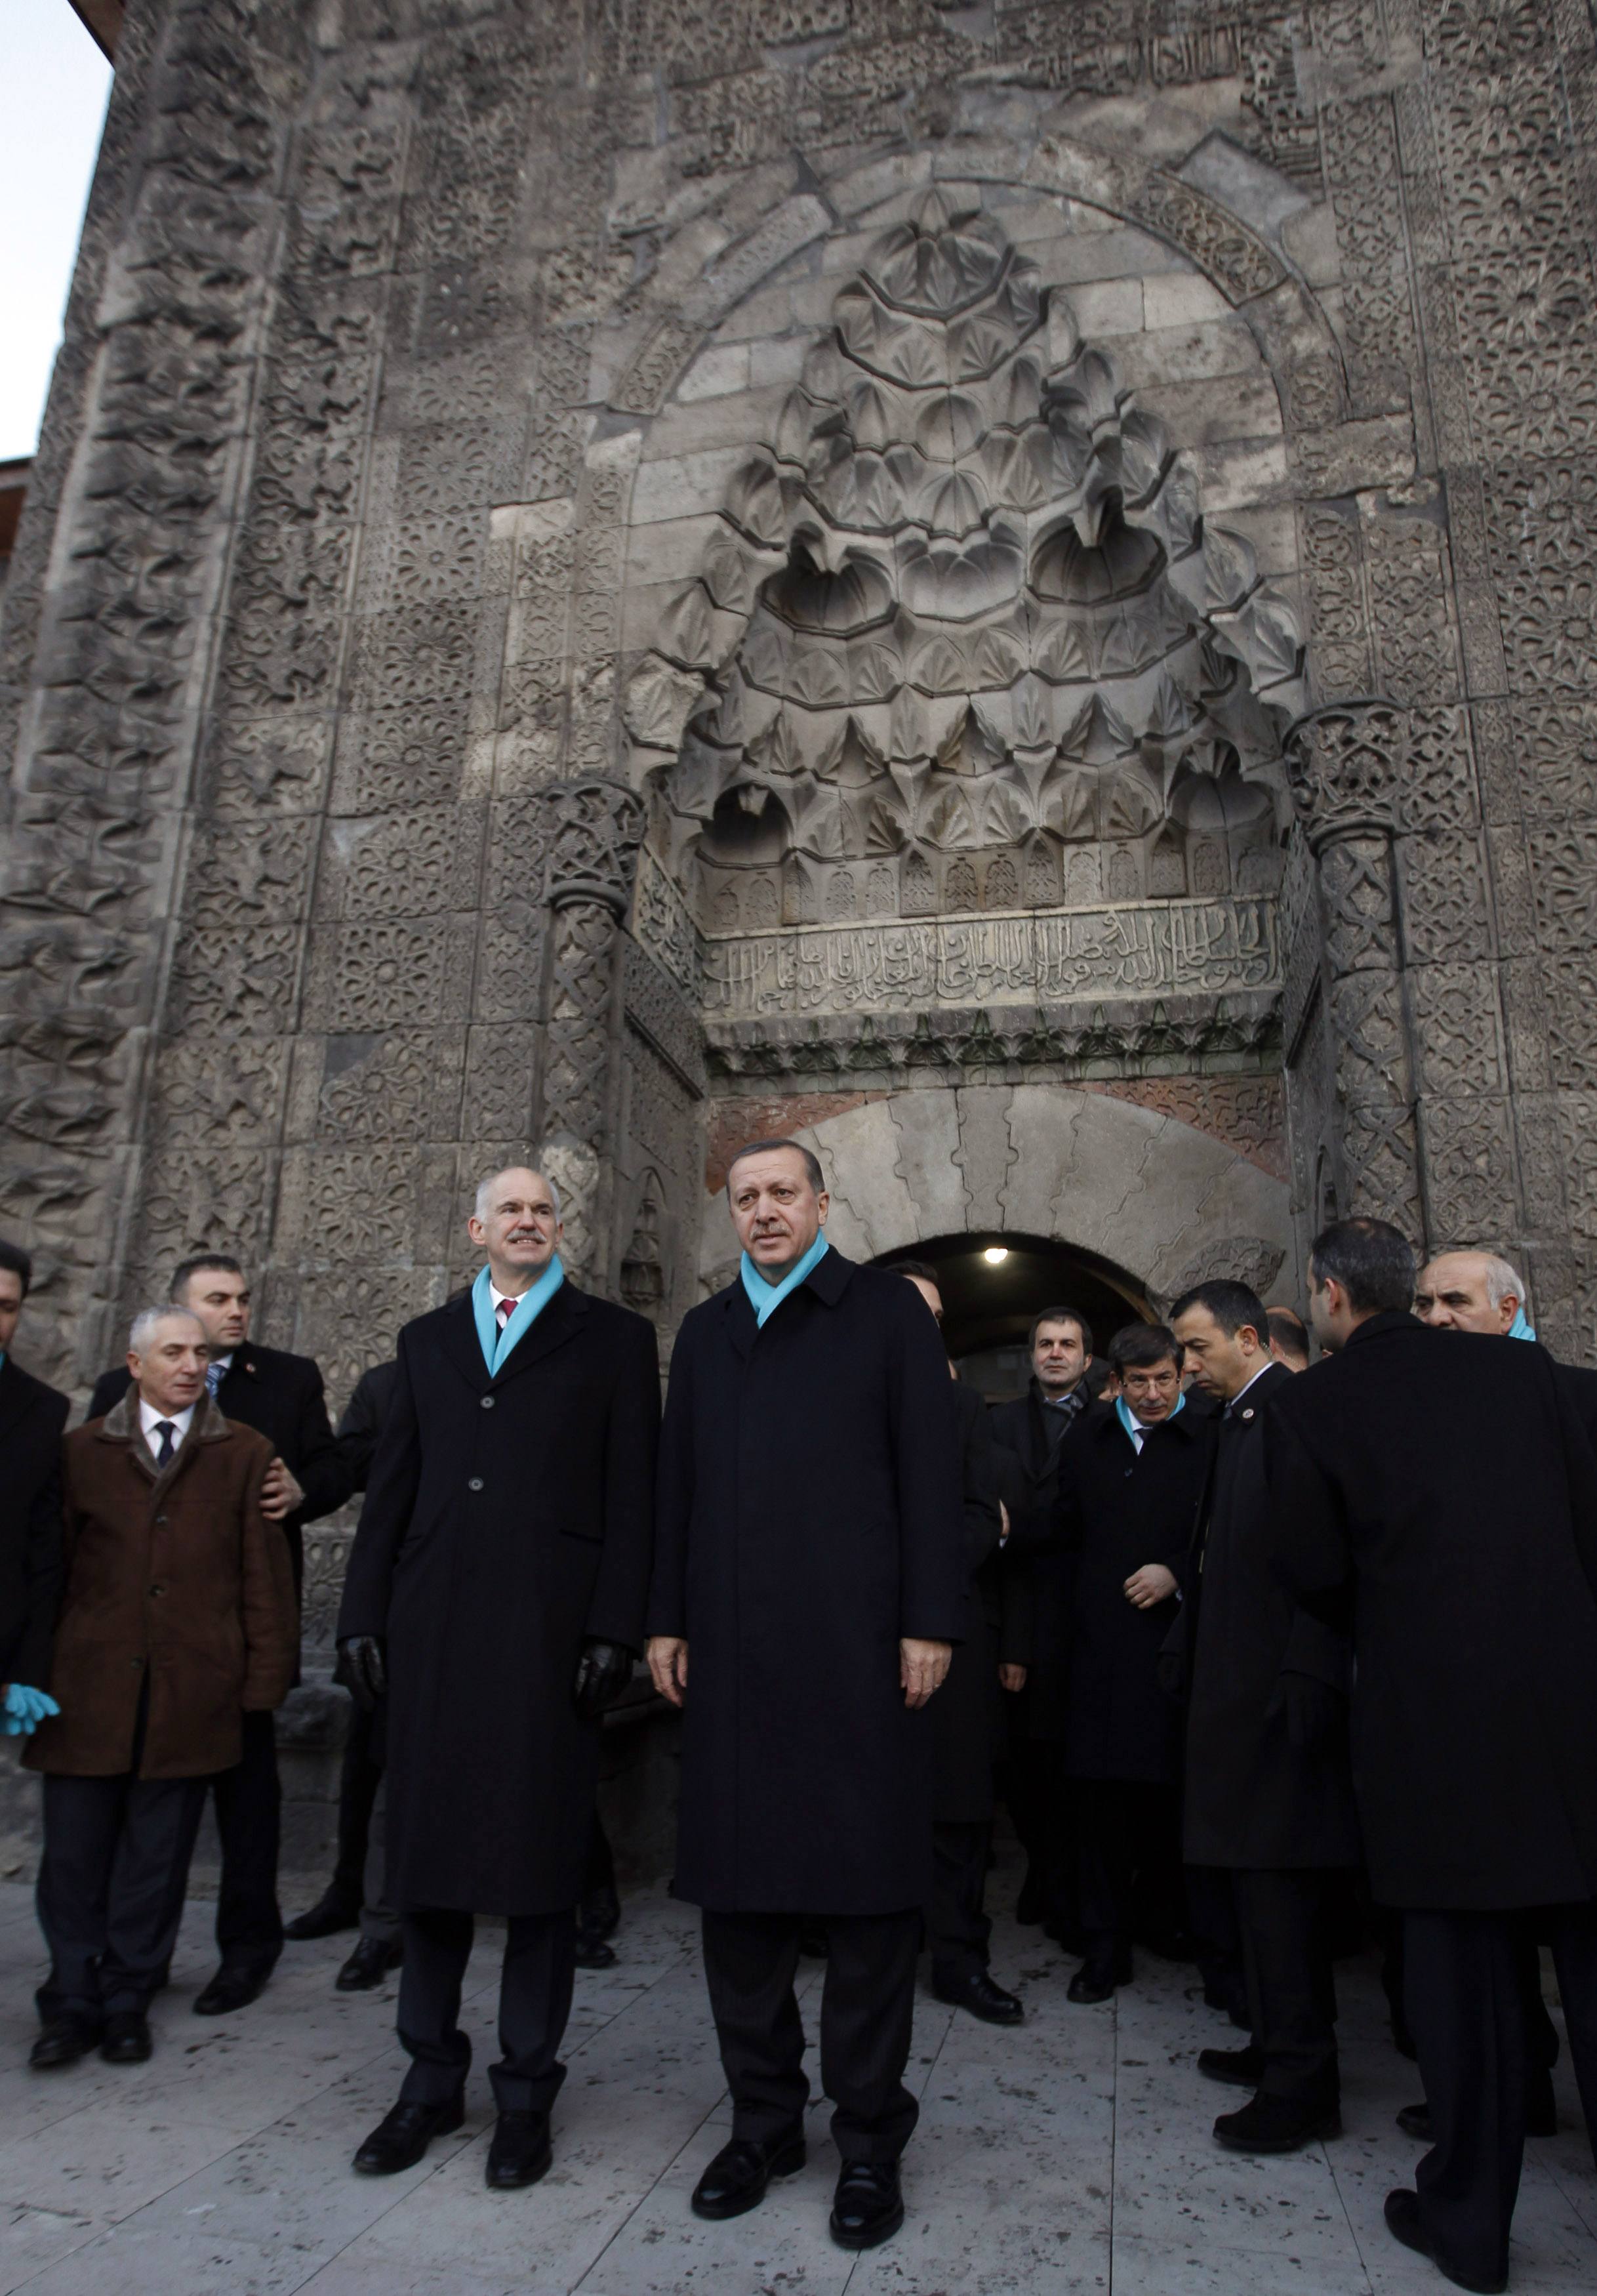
[2,1684,60,1736]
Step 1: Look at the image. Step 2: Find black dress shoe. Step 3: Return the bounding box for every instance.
[335,1935,403,1992]
[101,2011,152,2064]
[1384,2187,1506,2293]
[931,1969,1023,2026]
[830,2160,904,2251]
[1213,2091,1341,2154]
[1398,2091,1555,2142]
[691,2127,805,2221]
[352,2093,466,2176]
[1068,1950,1129,2005]
[1198,2044,1264,2089]
[1397,2101,1430,2139]
[29,2017,97,2070]
[573,1931,617,1971]
[193,1962,273,2016]
[485,2108,552,2190]
[283,1891,362,1942]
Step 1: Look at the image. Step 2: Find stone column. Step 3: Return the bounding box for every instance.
[1286,705,1425,1238]
[536,778,645,1286]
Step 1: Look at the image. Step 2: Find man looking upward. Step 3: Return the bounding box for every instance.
[648,1140,964,2253]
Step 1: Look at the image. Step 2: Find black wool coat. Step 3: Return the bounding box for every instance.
[91,1342,350,1603]
[1176,1362,1360,1870]
[1054,1397,1213,1785]
[1266,1313,1597,1910]
[649,1250,966,1914]
[933,1380,1006,1824]
[988,1382,1091,1743]
[337,1282,659,1916]
[336,1359,399,1497]
[0,1357,69,1690]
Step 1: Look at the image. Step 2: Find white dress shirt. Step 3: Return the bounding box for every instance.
[139,1397,195,1463]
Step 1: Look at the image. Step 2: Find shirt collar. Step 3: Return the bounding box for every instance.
[139,1397,195,1438]
[1225,1363,1274,1412]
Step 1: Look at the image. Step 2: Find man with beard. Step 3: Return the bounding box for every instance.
[1169,1280,1359,2155]
[647,1140,963,2251]
[337,1168,658,2190]
[1268,1218,1597,2294]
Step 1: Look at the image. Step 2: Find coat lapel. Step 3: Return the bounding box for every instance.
[488,1279,588,1385]
[439,1291,492,1396]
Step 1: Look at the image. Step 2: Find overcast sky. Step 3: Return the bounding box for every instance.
[1,7,113,461]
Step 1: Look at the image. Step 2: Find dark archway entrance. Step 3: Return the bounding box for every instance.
[874,1232,1151,1399]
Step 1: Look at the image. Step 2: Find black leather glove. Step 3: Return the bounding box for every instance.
[573,1639,634,1720]
[1274,1671,1344,1756]
[336,1634,387,1713]
[1156,1648,1188,1704]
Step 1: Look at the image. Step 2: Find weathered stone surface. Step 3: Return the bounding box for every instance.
[3,0,1596,1387]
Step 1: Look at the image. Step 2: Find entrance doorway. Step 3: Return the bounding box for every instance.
[874,1233,1151,1399]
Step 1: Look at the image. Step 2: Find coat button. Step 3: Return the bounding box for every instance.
[155,1515,168,1526]
[480,1395,495,1410]
[150,1585,163,1599]
[468,1477,484,1492]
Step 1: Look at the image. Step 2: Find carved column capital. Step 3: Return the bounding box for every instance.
[541,777,646,919]
[1285,702,1407,853]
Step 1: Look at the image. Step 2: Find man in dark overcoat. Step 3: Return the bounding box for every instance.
[1169,1279,1359,2156]
[1268,1218,1597,2294]
[88,1252,351,2014]
[1049,1321,1211,2003]
[987,1305,1097,1942]
[27,1305,296,2068]
[337,1167,658,2191]
[647,1139,964,2253]
[897,1263,1023,2028]
[0,1240,67,1739]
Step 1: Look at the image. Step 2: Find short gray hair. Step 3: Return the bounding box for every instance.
[473,1168,561,1224]
[1478,1252,1527,1310]
[129,1305,205,1356]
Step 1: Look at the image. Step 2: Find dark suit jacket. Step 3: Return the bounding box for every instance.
[1176,1362,1360,1870]
[0,1356,69,1689]
[988,1380,1092,1742]
[1268,1311,1597,1910]
[89,1342,350,1602]
[338,1281,659,1914]
[336,1359,400,1496]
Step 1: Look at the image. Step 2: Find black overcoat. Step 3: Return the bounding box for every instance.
[933,1381,1005,1824]
[1177,1362,1360,1870]
[336,1359,399,1496]
[91,1342,350,1602]
[337,1282,659,1916]
[649,1249,966,1914]
[1266,1313,1597,1910]
[0,1357,68,1690]
[1054,1397,1212,1785]
[988,1382,1089,1742]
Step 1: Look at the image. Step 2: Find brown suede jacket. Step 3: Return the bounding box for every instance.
[24,1389,297,1780]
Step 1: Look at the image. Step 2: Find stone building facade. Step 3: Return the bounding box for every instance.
[3,0,1594,1649]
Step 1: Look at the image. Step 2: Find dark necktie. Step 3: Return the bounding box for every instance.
[153,1420,176,1467]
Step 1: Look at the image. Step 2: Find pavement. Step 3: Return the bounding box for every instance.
[0,1867,1591,2295]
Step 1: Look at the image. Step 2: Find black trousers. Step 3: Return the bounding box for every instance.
[701,1908,921,2163]
[37,1770,207,2024]
[210,1707,283,1969]
[324,1696,399,1944]
[1404,1901,1597,2287]
[928,1820,991,1984]
[397,1906,576,2115]
[1186,1863,1246,2012]
[1003,1734,1076,1925]
[1074,1778,1179,1963]
[1232,1868,1340,2105]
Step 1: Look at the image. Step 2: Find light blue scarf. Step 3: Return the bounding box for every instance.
[472,1258,565,1376]
[1508,1306,1537,1341]
[740,1233,830,1328]
[1116,1391,1186,1447]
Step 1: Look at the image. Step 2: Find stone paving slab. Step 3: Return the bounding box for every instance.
[0,1874,1590,2295]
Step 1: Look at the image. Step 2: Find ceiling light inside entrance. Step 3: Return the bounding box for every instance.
[982,1247,1009,1265]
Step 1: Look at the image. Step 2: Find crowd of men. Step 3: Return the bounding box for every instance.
[2,1147,1596,2291]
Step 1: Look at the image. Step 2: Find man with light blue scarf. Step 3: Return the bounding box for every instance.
[337,1166,659,2192]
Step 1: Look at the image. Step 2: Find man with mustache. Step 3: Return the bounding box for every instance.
[648,1139,964,2252]
[337,1167,658,2191]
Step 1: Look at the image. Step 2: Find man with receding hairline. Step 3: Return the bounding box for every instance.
[649,1138,964,2251]
[337,1165,658,2190]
